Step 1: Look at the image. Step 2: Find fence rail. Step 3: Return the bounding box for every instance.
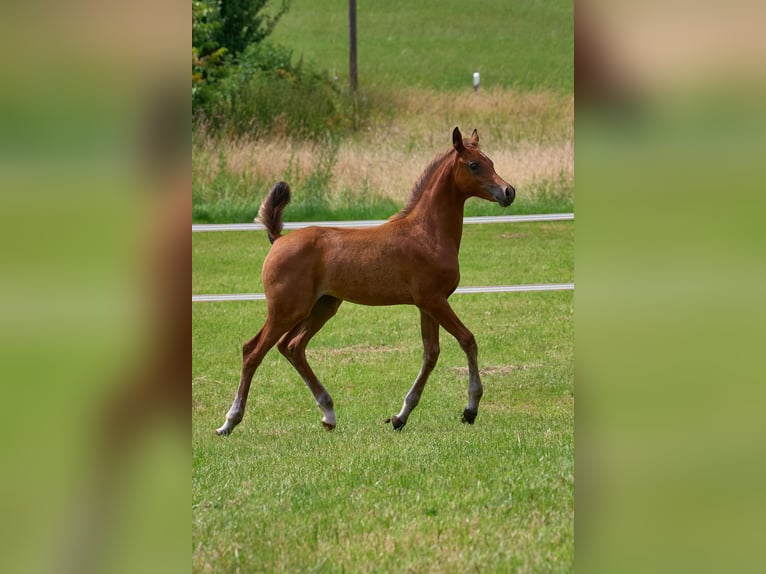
[192,213,574,233]
[192,283,574,303]
[192,214,574,302]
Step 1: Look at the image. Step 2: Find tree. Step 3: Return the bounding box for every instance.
[192,0,289,89]
[218,0,289,58]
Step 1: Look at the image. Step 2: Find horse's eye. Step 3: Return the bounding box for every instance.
[469,161,479,171]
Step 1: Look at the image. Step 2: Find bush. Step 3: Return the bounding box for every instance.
[192,0,356,141]
[197,43,349,139]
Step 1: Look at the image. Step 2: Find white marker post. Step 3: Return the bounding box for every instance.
[473,72,480,93]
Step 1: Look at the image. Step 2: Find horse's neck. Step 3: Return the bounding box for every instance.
[407,175,465,252]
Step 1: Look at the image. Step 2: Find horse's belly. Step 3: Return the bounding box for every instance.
[337,289,414,307]
[326,273,413,306]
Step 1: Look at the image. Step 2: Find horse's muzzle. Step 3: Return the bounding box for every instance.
[497,185,515,207]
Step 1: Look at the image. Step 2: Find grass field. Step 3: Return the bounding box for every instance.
[192,92,573,223]
[193,0,574,224]
[193,1,573,570]
[193,221,574,295]
[192,222,573,572]
[271,0,573,92]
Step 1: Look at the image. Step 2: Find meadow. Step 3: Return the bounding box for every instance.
[192,0,573,223]
[269,0,574,92]
[193,0,573,570]
[192,222,573,295]
[192,90,573,223]
[192,221,573,572]
[193,294,573,573]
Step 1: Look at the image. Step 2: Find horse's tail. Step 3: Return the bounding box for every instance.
[257,181,291,244]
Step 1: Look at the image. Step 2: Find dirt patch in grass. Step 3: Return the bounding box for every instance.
[500,232,531,239]
[309,343,408,357]
[451,364,542,377]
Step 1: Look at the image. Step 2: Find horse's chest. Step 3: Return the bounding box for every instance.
[414,252,460,294]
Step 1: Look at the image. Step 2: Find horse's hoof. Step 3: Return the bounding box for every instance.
[322,420,336,431]
[461,409,477,424]
[215,418,238,435]
[386,415,406,431]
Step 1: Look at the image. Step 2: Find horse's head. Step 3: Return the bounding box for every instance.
[451,127,515,207]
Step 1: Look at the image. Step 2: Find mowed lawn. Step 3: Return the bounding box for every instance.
[192,221,573,572]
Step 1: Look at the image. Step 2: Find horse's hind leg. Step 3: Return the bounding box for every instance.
[277,295,343,430]
[389,310,440,430]
[216,311,306,436]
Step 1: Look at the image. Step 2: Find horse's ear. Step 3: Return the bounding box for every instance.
[470,129,479,145]
[452,127,464,152]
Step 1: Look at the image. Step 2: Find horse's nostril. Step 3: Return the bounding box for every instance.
[506,186,515,201]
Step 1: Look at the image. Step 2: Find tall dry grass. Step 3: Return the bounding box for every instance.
[193,87,573,209]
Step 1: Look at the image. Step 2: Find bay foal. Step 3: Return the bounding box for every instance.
[216,127,515,435]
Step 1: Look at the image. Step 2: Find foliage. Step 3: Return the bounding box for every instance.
[192,0,354,140]
[192,0,288,79]
[204,44,347,139]
[192,0,222,57]
[191,0,574,222]
[217,0,289,57]
[192,0,226,92]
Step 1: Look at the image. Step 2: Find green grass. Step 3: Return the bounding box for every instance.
[193,296,573,573]
[271,0,573,93]
[192,181,573,225]
[193,0,574,223]
[192,222,573,572]
[191,188,573,224]
[191,124,574,224]
[192,221,573,295]
[193,2,573,563]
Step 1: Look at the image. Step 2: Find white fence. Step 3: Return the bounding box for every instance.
[192,213,574,233]
[192,283,574,303]
[192,213,574,302]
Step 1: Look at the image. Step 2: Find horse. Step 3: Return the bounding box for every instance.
[215,127,515,435]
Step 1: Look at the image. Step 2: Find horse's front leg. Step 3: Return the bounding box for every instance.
[389,310,440,430]
[421,298,483,424]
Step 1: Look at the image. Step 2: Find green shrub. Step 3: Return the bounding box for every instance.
[192,0,357,140]
[195,42,353,140]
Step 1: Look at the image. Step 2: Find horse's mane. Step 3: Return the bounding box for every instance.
[388,148,454,222]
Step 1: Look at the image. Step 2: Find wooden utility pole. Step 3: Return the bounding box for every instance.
[349,0,358,92]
